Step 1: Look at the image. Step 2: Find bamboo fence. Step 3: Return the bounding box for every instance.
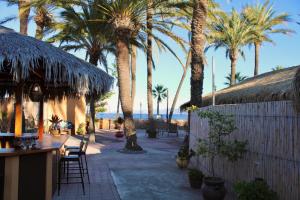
[189,101,300,200]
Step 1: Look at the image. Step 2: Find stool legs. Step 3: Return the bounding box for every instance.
[84,154,90,184]
[78,159,85,195]
[57,157,85,196]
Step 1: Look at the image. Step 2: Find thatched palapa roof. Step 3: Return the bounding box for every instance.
[0,26,113,98]
[181,65,300,111]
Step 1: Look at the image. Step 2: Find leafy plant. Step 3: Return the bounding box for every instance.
[234,179,278,200]
[114,117,124,130]
[188,168,204,180]
[196,111,248,176]
[49,115,62,130]
[76,123,86,135]
[0,111,8,132]
[177,145,195,159]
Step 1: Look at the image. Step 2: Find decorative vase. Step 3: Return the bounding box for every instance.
[202,177,226,200]
[176,157,189,169]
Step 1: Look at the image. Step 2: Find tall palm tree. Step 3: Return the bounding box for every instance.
[146,0,154,120]
[207,10,255,85]
[152,85,167,116]
[190,0,208,107]
[243,1,293,76]
[98,0,147,151]
[224,72,248,86]
[169,49,191,122]
[48,1,114,141]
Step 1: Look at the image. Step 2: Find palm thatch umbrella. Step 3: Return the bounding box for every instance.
[180,65,300,111]
[0,26,113,138]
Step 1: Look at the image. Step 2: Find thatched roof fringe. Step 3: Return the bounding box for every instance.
[0,26,113,96]
[180,65,300,111]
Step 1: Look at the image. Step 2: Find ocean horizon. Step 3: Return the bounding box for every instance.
[96,112,188,120]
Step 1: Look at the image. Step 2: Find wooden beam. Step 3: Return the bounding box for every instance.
[38,99,44,140]
[14,86,23,137]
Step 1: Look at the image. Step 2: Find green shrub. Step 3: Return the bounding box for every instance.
[188,168,204,179]
[196,111,248,176]
[76,123,86,135]
[234,179,278,200]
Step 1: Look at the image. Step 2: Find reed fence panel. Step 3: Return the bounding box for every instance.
[189,101,300,200]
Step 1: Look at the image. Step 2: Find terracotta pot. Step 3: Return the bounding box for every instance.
[202,177,226,200]
[176,157,189,169]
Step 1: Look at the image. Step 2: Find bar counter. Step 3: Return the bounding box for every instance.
[0,134,69,200]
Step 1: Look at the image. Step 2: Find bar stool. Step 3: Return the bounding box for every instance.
[67,139,90,184]
[58,155,85,195]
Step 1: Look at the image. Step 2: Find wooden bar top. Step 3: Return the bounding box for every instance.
[0,134,69,157]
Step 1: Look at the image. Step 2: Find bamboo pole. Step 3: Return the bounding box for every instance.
[38,99,44,140]
[14,86,23,137]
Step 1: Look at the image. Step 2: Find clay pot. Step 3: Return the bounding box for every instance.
[202,177,226,200]
[176,157,189,169]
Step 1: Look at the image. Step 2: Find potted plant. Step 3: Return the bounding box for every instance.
[176,145,195,169]
[49,115,62,136]
[234,178,278,200]
[196,111,248,200]
[188,168,204,189]
[114,117,124,137]
[76,123,86,135]
[114,117,124,130]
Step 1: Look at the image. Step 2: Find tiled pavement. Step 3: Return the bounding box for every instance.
[53,130,203,200]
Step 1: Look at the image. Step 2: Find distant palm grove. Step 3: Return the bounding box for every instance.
[1,0,293,150]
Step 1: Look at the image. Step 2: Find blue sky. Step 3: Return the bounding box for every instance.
[0,0,299,114]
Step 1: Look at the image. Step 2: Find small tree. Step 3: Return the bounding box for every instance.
[196,111,248,176]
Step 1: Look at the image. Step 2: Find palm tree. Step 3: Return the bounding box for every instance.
[146,0,154,120]
[48,1,114,141]
[190,0,208,107]
[98,0,147,151]
[243,1,293,76]
[224,72,248,86]
[169,49,191,122]
[152,85,167,116]
[207,10,255,85]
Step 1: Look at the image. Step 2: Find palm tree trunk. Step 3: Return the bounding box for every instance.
[116,92,120,118]
[254,42,260,76]
[147,0,154,119]
[18,0,31,35]
[131,45,137,108]
[190,0,207,107]
[88,53,99,143]
[230,50,238,86]
[169,50,191,123]
[116,36,142,151]
[157,99,159,116]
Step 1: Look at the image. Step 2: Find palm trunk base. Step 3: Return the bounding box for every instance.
[125,134,143,151]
